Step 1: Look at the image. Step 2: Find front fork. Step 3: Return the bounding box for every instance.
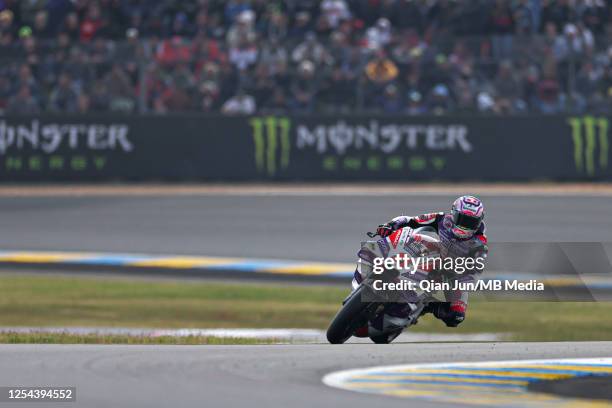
[348,265,438,336]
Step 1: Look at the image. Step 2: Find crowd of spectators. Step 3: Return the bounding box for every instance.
[0,0,610,115]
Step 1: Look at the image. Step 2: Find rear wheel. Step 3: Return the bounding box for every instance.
[326,286,372,344]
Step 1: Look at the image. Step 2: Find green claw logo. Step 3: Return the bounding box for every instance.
[568,116,609,176]
[249,117,291,176]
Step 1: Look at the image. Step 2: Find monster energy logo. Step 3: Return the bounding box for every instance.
[568,116,609,176]
[249,117,291,176]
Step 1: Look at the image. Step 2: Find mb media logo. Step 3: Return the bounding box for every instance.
[249,117,291,176]
[568,116,609,176]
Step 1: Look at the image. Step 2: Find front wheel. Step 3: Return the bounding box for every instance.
[326,286,372,344]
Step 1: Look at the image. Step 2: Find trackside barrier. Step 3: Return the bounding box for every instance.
[0,114,609,181]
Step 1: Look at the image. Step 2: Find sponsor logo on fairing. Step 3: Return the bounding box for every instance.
[377,239,390,256]
[403,242,419,255]
[389,230,402,248]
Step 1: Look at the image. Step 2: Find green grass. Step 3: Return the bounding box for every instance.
[0,332,274,345]
[0,274,611,342]
[445,300,612,341]
[0,274,343,329]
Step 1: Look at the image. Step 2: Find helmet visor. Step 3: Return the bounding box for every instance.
[452,212,481,231]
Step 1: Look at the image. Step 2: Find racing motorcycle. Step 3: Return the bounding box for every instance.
[326,226,454,344]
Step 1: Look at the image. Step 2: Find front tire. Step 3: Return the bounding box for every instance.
[326,286,371,344]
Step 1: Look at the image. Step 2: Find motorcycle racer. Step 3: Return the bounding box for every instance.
[372,195,488,328]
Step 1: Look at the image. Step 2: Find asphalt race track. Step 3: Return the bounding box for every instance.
[0,192,611,262]
[1,189,612,407]
[1,342,612,408]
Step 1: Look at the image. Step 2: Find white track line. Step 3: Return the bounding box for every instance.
[0,327,502,343]
[323,358,612,407]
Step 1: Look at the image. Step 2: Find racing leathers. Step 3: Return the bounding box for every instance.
[376,212,488,327]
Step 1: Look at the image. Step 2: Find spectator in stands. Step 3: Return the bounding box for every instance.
[77,94,90,113]
[259,6,287,43]
[249,63,275,108]
[288,11,312,39]
[578,0,608,35]
[540,0,574,32]
[562,22,595,58]
[376,84,403,114]
[423,54,453,92]
[259,37,287,75]
[62,12,80,41]
[289,60,319,113]
[7,85,39,114]
[320,0,350,29]
[0,8,13,34]
[513,0,536,35]
[320,64,355,113]
[49,72,79,113]
[576,61,602,100]
[477,91,496,113]
[489,0,515,59]
[364,18,392,50]
[339,46,366,80]
[88,80,111,112]
[535,64,564,113]
[105,64,134,112]
[406,91,427,115]
[261,88,288,114]
[365,50,399,85]
[227,9,255,48]
[79,2,104,42]
[199,81,221,113]
[32,10,52,39]
[428,84,453,115]
[160,81,192,112]
[225,0,252,25]
[391,29,427,69]
[222,88,256,115]
[292,32,329,65]
[493,61,524,113]
[0,0,607,115]
[228,35,258,71]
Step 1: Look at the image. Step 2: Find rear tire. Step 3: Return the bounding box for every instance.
[326,286,371,344]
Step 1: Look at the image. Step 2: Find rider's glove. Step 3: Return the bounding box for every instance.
[376,223,394,238]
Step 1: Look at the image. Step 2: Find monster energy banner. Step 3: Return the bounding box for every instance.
[0,114,608,181]
[246,115,611,181]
